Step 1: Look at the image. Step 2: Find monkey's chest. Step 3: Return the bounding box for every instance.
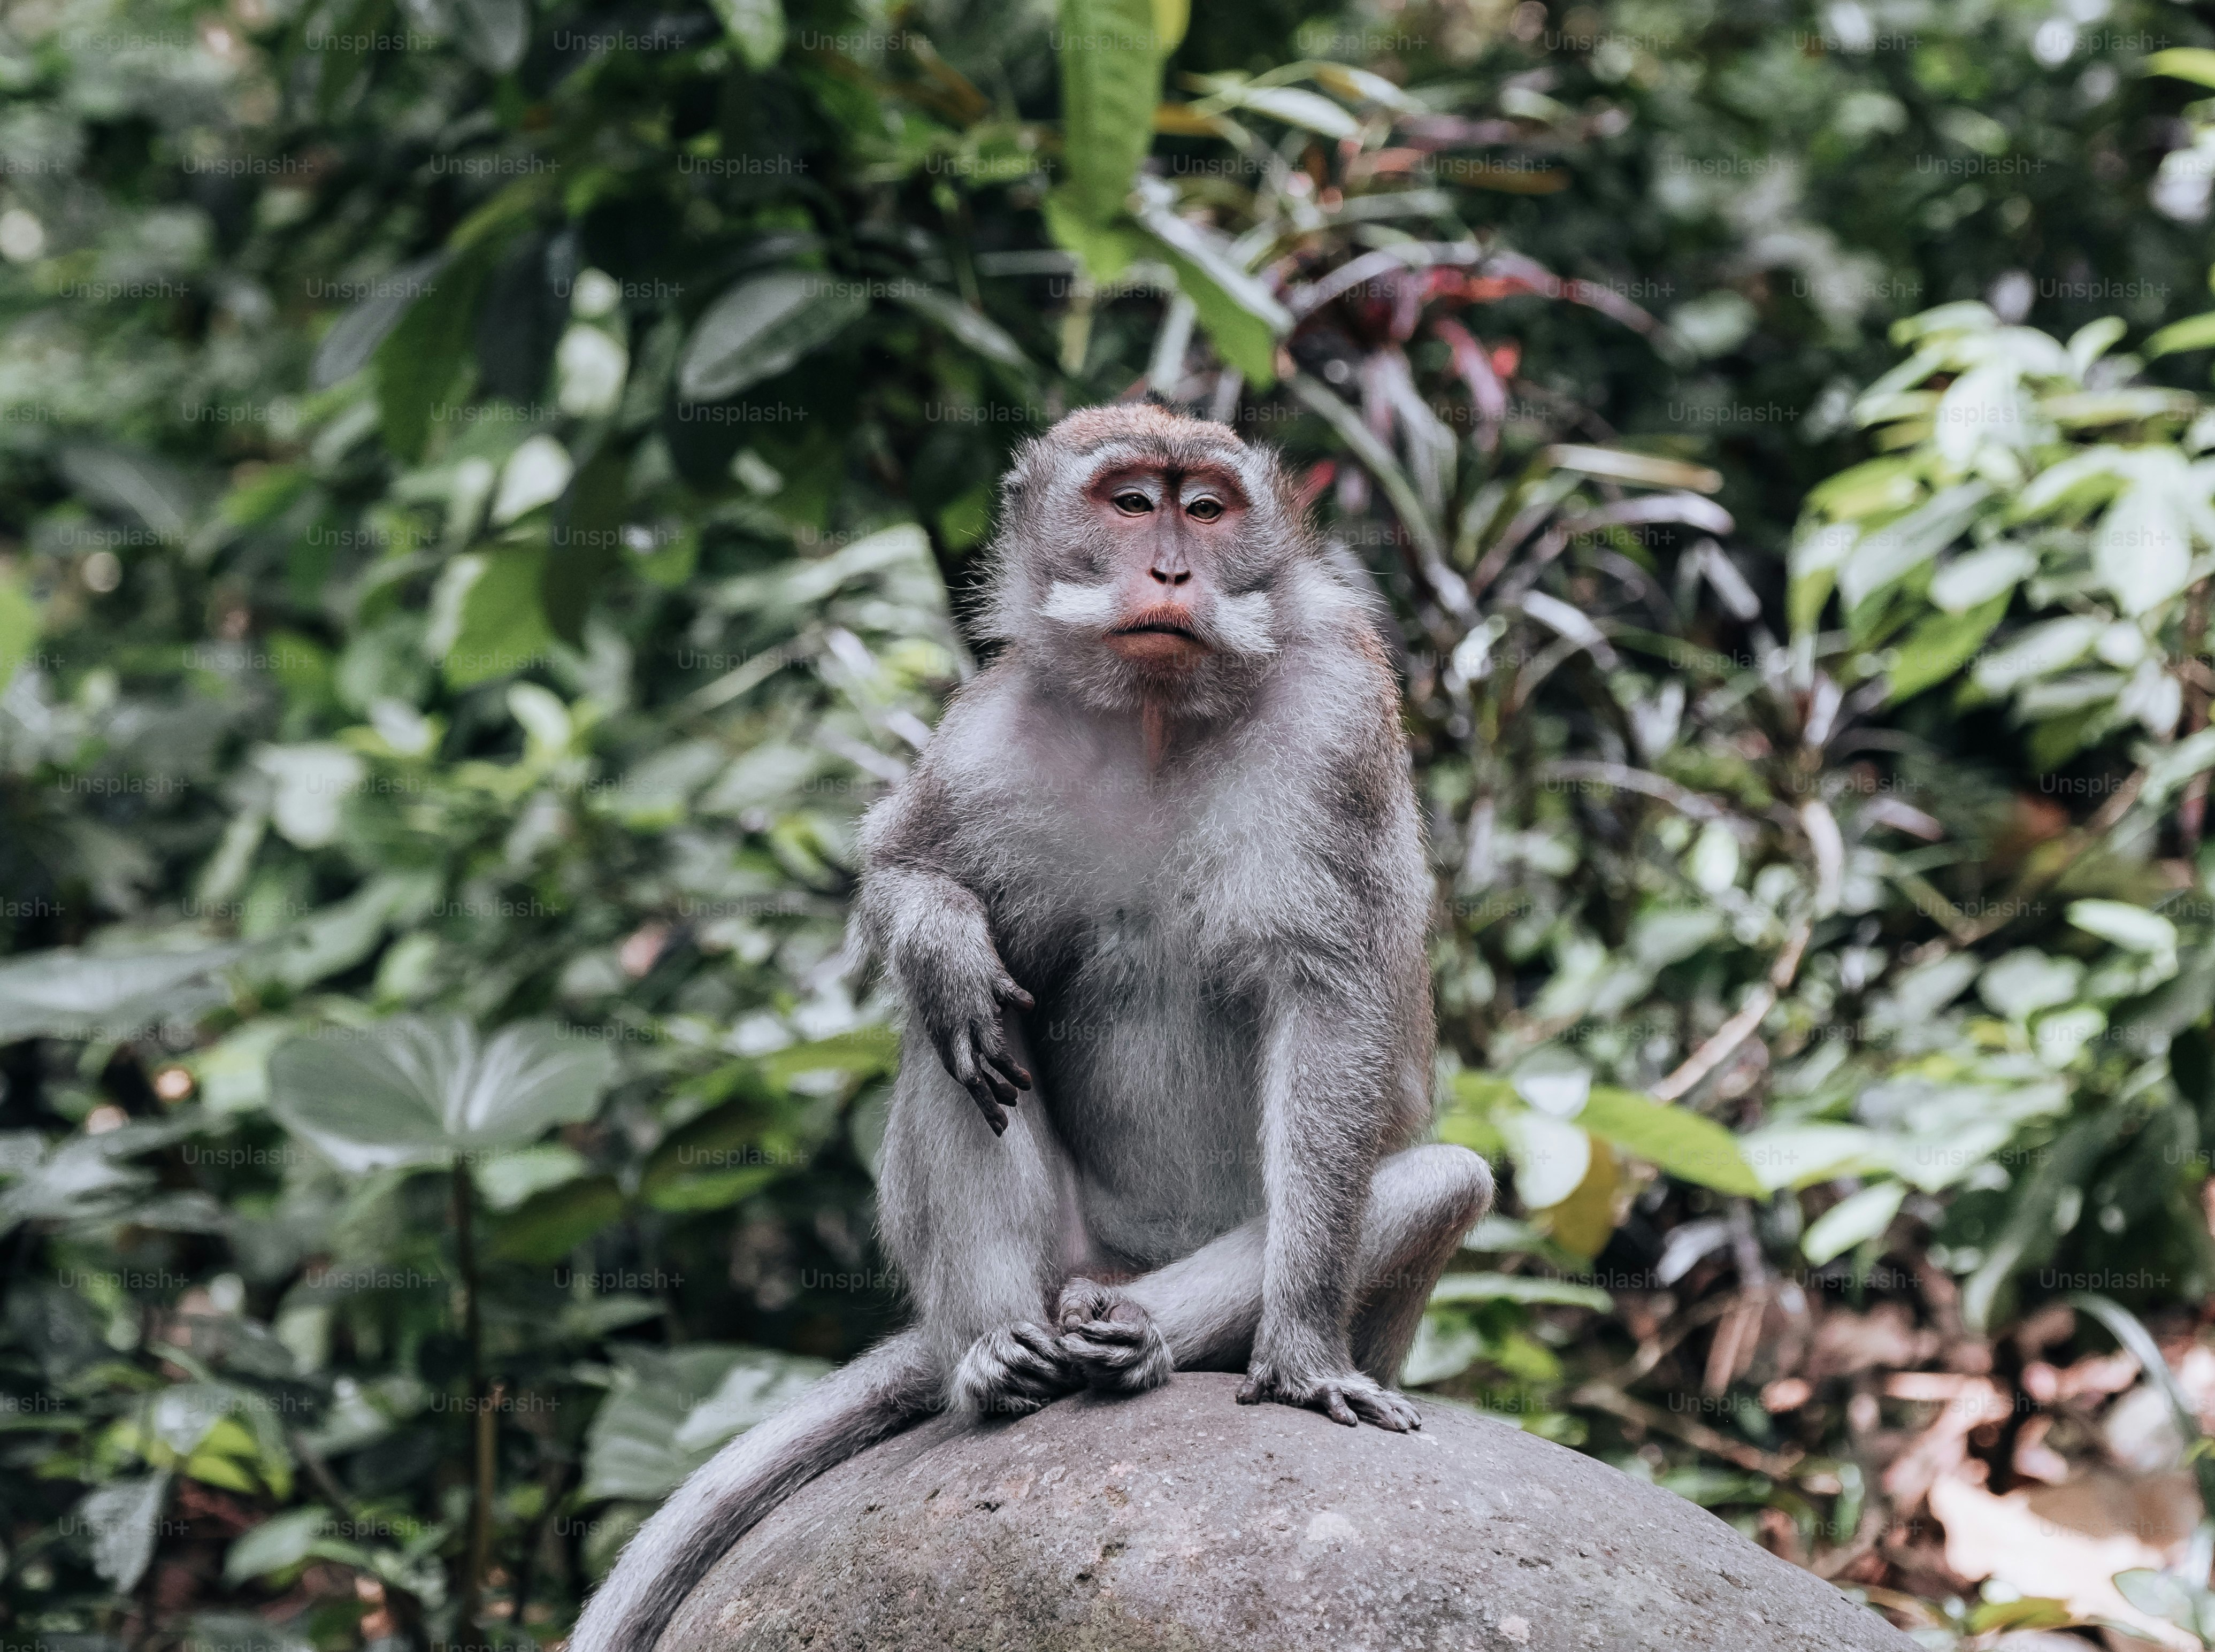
[1023,904,1264,1263]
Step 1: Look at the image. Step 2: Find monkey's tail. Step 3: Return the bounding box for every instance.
[569,1328,939,1652]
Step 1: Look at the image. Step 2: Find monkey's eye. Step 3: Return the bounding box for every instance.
[1186,497,1224,522]
[1112,490,1153,515]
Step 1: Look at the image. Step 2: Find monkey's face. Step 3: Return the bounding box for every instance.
[985,408,1321,719]
[1084,462,1248,675]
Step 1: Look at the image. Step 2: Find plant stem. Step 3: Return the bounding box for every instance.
[2182,578,2211,844]
[505,1455,574,1640]
[454,1161,489,1651]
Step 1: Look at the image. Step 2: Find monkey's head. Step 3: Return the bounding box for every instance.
[982,405,1337,716]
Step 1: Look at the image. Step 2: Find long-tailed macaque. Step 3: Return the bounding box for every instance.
[573,405,1492,1651]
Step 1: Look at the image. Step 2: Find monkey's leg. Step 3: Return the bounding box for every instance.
[1347,1143,1494,1381]
[1112,1143,1494,1387]
[879,1025,1086,1419]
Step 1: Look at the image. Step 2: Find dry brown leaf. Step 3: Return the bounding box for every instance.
[1929,1472,2194,1650]
[1881,1374,2007,1506]
[1806,1302,1941,1379]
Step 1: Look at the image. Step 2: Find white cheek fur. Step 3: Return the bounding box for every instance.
[1213,591,1278,656]
[1039,579,1121,627]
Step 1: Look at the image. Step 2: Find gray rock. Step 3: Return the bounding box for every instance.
[659,1372,1914,1651]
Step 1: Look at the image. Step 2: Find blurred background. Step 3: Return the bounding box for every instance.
[7,0,2215,1645]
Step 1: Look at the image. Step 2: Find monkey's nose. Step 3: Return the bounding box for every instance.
[1148,567,1192,586]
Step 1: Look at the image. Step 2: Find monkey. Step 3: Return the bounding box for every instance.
[572,404,1493,1652]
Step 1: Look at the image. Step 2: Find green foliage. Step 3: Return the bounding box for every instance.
[6,0,2215,1640]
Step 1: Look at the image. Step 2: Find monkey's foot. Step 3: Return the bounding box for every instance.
[952,1322,1079,1417]
[1054,1279,1174,1395]
[1237,1360,1421,1432]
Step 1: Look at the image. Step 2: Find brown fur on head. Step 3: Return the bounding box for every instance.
[977,406,1346,718]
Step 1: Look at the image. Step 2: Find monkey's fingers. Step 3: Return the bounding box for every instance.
[973,1018,1032,1092]
[994,976,1036,1012]
[1001,1325,1068,1386]
[1317,1388,1361,1427]
[963,1080,1010,1135]
[1054,1279,1116,1326]
[1238,1369,1362,1427]
[975,1064,1021,1105]
[984,1049,1032,1093]
[1345,1385,1420,1433]
[965,1029,1023,1104]
[1062,1318,1144,1348]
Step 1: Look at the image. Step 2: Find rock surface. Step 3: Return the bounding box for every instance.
[658,1372,1914,1652]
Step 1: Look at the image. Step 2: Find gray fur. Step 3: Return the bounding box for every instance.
[572,408,1491,1651]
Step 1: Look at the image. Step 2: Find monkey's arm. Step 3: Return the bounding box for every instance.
[856,773,1033,1133]
[1237,972,1422,1430]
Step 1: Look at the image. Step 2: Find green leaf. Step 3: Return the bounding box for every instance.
[639,1075,806,1214]
[0,1123,203,1234]
[0,947,241,1042]
[2147,47,2215,90]
[456,0,529,72]
[224,1507,331,1586]
[1929,544,2034,614]
[1960,1110,2124,1332]
[2096,475,2194,616]
[477,1142,589,1210]
[1204,82,1359,139]
[311,255,447,388]
[1041,191,1144,282]
[1287,373,1442,557]
[2067,900,2177,957]
[582,1345,826,1501]
[374,246,495,462]
[1540,446,1725,492]
[1885,591,2009,704]
[671,1350,832,1453]
[1130,204,1289,386]
[267,1016,615,1174]
[888,283,1028,369]
[709,0,784,66]
[75,1473,171,1590]
[543,441,626,647]
[2114,1569,2213,1636]
[1494,1109,1591,1210]
[1510,1048,1591,1117]
[0,570,39,686]
[1836,481,1990,613]
[1578,1086,1763,1196]
[1429,1272,1613,1310]
[56,443,195,540]
[1055,0,1167,228]
[1402,1310,1485,1385]
[431,546,556,688]
[1961,1598,2075,1634]
[678,271,868,403]
[1978,949,2083,1020]
[758,1026,900,1083]
[488,1174,624,1263]
[1800,1181,1906,1265]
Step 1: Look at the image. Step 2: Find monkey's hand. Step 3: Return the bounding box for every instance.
[1056,1279,1173,1394]
[915,945,1034,1135]
[1238,1355,1421,1432]
[952,1323,1076,1416]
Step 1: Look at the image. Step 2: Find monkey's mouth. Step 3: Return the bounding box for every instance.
[1106,612,1209,666]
